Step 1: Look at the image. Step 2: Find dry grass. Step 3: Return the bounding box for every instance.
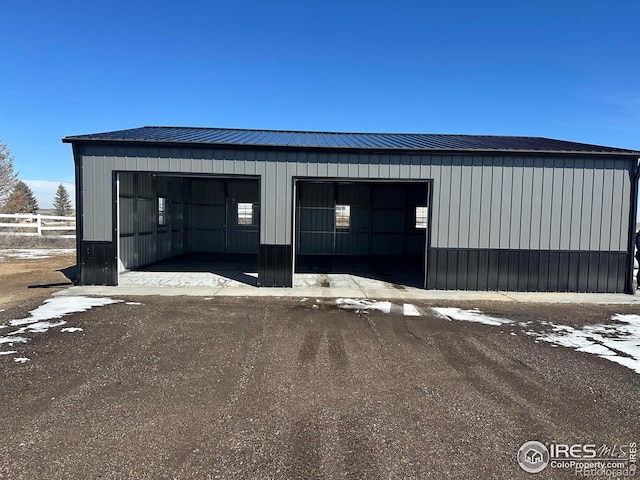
[0,234,75,249]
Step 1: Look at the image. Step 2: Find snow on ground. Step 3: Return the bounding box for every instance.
[60,327,83,333]
[336,299,422,316]
[0,249,75,260]
[433,307,640,375]
[0,296,121,360]
[403,304,421,316]
[14,357,29,364]
[9,297,120,327]
[434,307,512,326]
[0,336,28,345]
[8,320,67,335]
[337,298,392,313]
[0,350,17,355]
[527,314,640,375]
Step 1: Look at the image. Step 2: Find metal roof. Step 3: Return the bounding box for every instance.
[63,126,640,155]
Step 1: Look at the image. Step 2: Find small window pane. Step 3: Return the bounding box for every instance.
[336,204,350,228]
[238,203,253,225]
[158,197,167,226]
[415,206,428,229]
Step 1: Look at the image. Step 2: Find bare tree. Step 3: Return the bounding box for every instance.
[0,140,18,208]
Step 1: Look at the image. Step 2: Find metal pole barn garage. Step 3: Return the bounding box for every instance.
[63,127,640,293]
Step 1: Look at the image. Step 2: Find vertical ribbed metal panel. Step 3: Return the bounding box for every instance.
[600,166,615,250]
[518,157,534,249]
[510,157,524,249]
[226,179,260,253]
[549,160,563,249]
[499,157,513,249]
[81,146,633,254]
[489,157,503,248]
[371,184,405,255]
[457,156,472,249]
[297,182,334,254]
[297,182,427,256]
[434,157,448,248]
[476,157,491,248]
[190,179,225,252]
[608,162,624,250]
[335,183,370,255]
[448,156,462,247]
[618,160,631,251]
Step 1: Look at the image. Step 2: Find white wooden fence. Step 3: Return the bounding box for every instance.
[0,213,76,238]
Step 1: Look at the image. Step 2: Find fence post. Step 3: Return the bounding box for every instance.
[36,214,42,236]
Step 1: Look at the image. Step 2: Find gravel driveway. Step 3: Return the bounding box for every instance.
[0,296,638,479]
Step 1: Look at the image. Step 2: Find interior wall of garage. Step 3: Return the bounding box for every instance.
[187,178,259,254]
[119,173,185,271]
[297,182,427,256]
[118,173,259,271]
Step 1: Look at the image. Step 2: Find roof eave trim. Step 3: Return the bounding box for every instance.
[61,137,640,157]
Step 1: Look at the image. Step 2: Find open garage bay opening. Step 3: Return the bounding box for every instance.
[117,173,260,286]
[294,181,430,289]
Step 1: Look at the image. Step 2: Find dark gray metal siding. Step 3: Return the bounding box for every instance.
[77,145,635,288]
[80,146,633,255]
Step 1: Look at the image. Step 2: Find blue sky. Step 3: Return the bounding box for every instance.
[1,0,639,208]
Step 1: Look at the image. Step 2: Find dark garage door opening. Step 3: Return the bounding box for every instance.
[294,181,430,288]
[117,173,260,285]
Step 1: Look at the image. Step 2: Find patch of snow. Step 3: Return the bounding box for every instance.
[0,350,17,356]
[436,308,640,375]
[300,298,308,302]
[403,304,421,316]
[537,330,593,350]
[0,296,122,365]
[337,298,392,314]
[14,357,29,364]
[576,344,616,356]
[526,315,640,374]
[9,296,120,326]
[603,355,640,372]
[0,336,28,345]
[60,327,83,333]
[433,307,513,326]
[8,320,67,335]
[0,249,75,260]
[125,302,142,305]
[613,314,640,324]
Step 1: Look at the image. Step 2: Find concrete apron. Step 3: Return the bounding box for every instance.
[54,270,640,303]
